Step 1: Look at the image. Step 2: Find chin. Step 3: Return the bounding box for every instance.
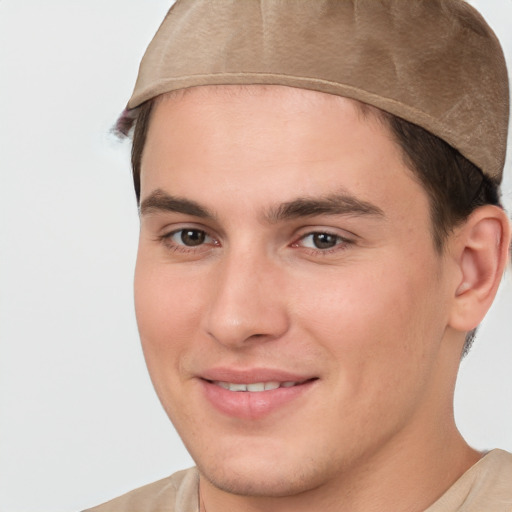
[190,438,333,498]
[198,458,324,498]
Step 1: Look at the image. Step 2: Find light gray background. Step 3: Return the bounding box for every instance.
[0,1,511,511]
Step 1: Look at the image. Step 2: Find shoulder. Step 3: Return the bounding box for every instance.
[83,467,199,512]
[426,449,512,512]
[473,449,512,499]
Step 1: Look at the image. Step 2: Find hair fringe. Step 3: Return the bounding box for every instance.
[113,107,139,138]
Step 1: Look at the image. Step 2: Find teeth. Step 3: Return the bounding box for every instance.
[229,383,248,392]
[214,381,298,392]
[247,382,265,392]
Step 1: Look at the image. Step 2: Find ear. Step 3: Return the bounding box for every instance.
[448,205,511,332]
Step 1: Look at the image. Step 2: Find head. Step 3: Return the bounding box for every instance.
[132,84,510,501]
[118,0,511,505]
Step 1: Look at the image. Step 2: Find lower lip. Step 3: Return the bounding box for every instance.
[201,380,316,420]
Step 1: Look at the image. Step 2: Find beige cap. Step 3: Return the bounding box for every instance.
[126,0,509,182]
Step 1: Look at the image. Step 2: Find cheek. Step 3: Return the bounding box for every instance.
[297,259,429,334]
[296,256,443,389]
[134,252,203,376]
[133,256,212,437]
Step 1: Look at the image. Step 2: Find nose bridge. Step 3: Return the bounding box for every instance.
[203,245,289,348]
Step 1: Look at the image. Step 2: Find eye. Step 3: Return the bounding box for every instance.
[175,229,208,246]
[302,232,339,249]
[162,228,217,250]
[295,231,351,251]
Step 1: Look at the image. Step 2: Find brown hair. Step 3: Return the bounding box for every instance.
[385,114,502,251]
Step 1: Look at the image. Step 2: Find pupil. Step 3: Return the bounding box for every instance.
[181,230,205,246]
[313,233,337,249]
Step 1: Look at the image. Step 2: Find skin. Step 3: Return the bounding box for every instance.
[134,85,506,512]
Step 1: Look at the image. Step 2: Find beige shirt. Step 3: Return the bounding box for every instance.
[84,449,512,512]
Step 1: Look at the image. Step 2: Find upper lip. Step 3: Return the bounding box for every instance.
[199,367,316,384]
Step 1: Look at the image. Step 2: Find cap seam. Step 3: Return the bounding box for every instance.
[131,71,461,140]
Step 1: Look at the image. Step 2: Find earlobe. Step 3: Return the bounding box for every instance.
[449,206,511,332]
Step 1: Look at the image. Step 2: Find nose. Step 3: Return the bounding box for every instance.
[202,250,290,349]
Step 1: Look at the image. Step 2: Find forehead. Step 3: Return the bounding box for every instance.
[143,84,394,179]
[150,84,384,131]
[140,85,429,229]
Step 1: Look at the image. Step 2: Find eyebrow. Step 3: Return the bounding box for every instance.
[139,189,215,218]
[139,189,385,222]
[265,193,385,222]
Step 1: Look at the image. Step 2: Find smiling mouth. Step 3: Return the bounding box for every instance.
[208,379,316,392]
[201,376,318,418]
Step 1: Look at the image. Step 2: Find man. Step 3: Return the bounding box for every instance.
[86,1,512,511]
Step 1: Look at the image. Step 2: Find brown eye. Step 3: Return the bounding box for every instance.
[160,228,218,253]
[180,229,206,246]
[311,233,338,249]
[295,231,352,253]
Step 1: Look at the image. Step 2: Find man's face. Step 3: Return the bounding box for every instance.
[135,85,456,497]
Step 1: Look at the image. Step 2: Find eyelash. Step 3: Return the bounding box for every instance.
[292,231,353,255]
[158,228,354,256]
[158,228,218,254]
